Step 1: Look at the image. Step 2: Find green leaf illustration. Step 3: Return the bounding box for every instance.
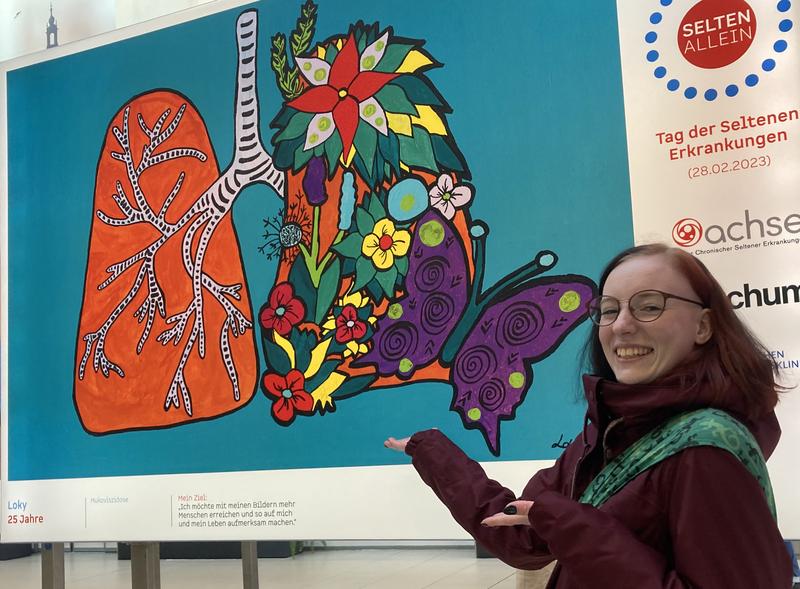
[398,127,437,172]
[352,256,378,292]
[367,192,387,221]
[395,254,409,277]
[274,111,314,143]
[315,258,342,324]
[331,233,363,259]
[332,374,379,399]
[431,134,467,174]
[356,207,376,236]
[375,85,419,115]
[289,256,316,322]
[392,75,445,107]
[354,122,378,178]
[375,265,398,297]
[262,333,293,375]
[374,44,415,73]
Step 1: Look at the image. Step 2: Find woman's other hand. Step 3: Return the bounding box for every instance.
[384,436,410,452]
[481,500,534,527]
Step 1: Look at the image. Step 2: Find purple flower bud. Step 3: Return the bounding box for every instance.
[302,156,328,206]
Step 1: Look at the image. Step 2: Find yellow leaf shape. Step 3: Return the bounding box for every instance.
[339,145,357,167]
[397,50,434,73]
[316,45,326,59]
[387,113,412,136]
[410,105,447,136]
[273,331,296,369]
[304,337,333,379]
[310,372,347,410]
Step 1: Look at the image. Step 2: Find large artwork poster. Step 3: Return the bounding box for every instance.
[1,0,632,541]
[616,0,800,536]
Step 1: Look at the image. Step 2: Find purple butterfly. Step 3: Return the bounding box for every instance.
[354,209,596,455]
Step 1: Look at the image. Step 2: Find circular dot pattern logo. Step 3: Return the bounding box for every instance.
[645,0,793,100]
[678,0,757,69]
[672,218,703,247]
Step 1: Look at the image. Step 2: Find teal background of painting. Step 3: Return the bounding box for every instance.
[6,0,631,480]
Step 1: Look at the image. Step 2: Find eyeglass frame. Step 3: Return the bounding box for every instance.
[587,289,706,326]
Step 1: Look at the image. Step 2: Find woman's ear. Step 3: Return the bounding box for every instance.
[695,309,713,345]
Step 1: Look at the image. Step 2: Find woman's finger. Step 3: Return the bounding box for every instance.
[481,513,530,527]
[383,436,410,451]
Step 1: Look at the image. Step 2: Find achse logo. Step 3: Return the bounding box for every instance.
[672,209,800,247]
[672,218,703,246]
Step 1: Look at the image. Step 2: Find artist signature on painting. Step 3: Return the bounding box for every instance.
[551,434,573,449]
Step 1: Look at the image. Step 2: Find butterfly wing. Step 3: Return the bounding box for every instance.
[353,209,469,378]
[451,277,596,455]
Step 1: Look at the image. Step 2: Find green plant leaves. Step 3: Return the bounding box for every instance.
[375,265,398,297]
[315,259,341,324]
[331,233,363,259]
[352,256,377,291]
[262,332,292,375]
[431,135,468,175]
[374,44,415,73]
[274,111,314,143]
[332,374,379,399]
[288,256,315,322]
[398,126,437,172]
[392,75,445,107]
[375,85,419,115]
[356,207,375,236]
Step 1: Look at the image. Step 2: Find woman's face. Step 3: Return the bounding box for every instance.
[598,253,712,385]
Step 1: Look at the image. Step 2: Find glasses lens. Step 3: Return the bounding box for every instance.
[630,290,666,322]
[588,296,619,325]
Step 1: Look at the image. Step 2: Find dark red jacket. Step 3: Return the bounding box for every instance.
[406,375,792,588]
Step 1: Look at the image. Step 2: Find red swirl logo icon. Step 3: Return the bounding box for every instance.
[672,218,703,247]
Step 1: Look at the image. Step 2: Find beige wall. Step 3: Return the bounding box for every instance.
[0,0,214,63]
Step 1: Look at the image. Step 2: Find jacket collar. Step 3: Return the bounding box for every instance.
[581,374,781,458]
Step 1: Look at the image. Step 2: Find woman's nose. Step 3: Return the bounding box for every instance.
[612,305,637,334]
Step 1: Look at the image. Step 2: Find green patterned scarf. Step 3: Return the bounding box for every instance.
[579,408,776,519]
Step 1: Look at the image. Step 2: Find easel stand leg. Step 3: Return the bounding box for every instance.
[41,542,65,589]
[242,541,259,589]
[130,542,161,589]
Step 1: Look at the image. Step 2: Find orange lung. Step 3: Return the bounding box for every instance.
[74,91,258,433]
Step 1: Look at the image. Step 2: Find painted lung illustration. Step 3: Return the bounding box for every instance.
[74,12,283,433]
[73,5,597,455]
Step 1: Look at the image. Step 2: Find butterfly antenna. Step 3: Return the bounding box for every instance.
[478,250,558,309]
[468,221,490,303]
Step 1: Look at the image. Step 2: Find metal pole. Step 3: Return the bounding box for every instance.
[130,542,161,589]
[241,541,259,589]
[41,542,65,589]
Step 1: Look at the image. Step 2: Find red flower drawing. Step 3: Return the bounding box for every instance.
[259,282,306,336]
[334,304,368,343]
[287,33,399,158]
[262,369,314,424]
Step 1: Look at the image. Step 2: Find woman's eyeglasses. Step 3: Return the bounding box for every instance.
[587,289,705,326]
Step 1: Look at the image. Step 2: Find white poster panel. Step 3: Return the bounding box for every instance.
[617,0,800,536]
[2,0,633,541]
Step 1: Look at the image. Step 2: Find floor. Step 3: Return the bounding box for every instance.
[0,547,523,589]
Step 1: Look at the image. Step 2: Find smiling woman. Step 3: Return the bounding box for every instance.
[386,243,792,589]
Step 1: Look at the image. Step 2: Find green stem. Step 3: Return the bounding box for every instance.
[307,227,345,287]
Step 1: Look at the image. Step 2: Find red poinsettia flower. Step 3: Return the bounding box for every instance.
[334,304,368,343]
[259,282,305,336]
[287,33,399,159]
[262,369,314,424]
